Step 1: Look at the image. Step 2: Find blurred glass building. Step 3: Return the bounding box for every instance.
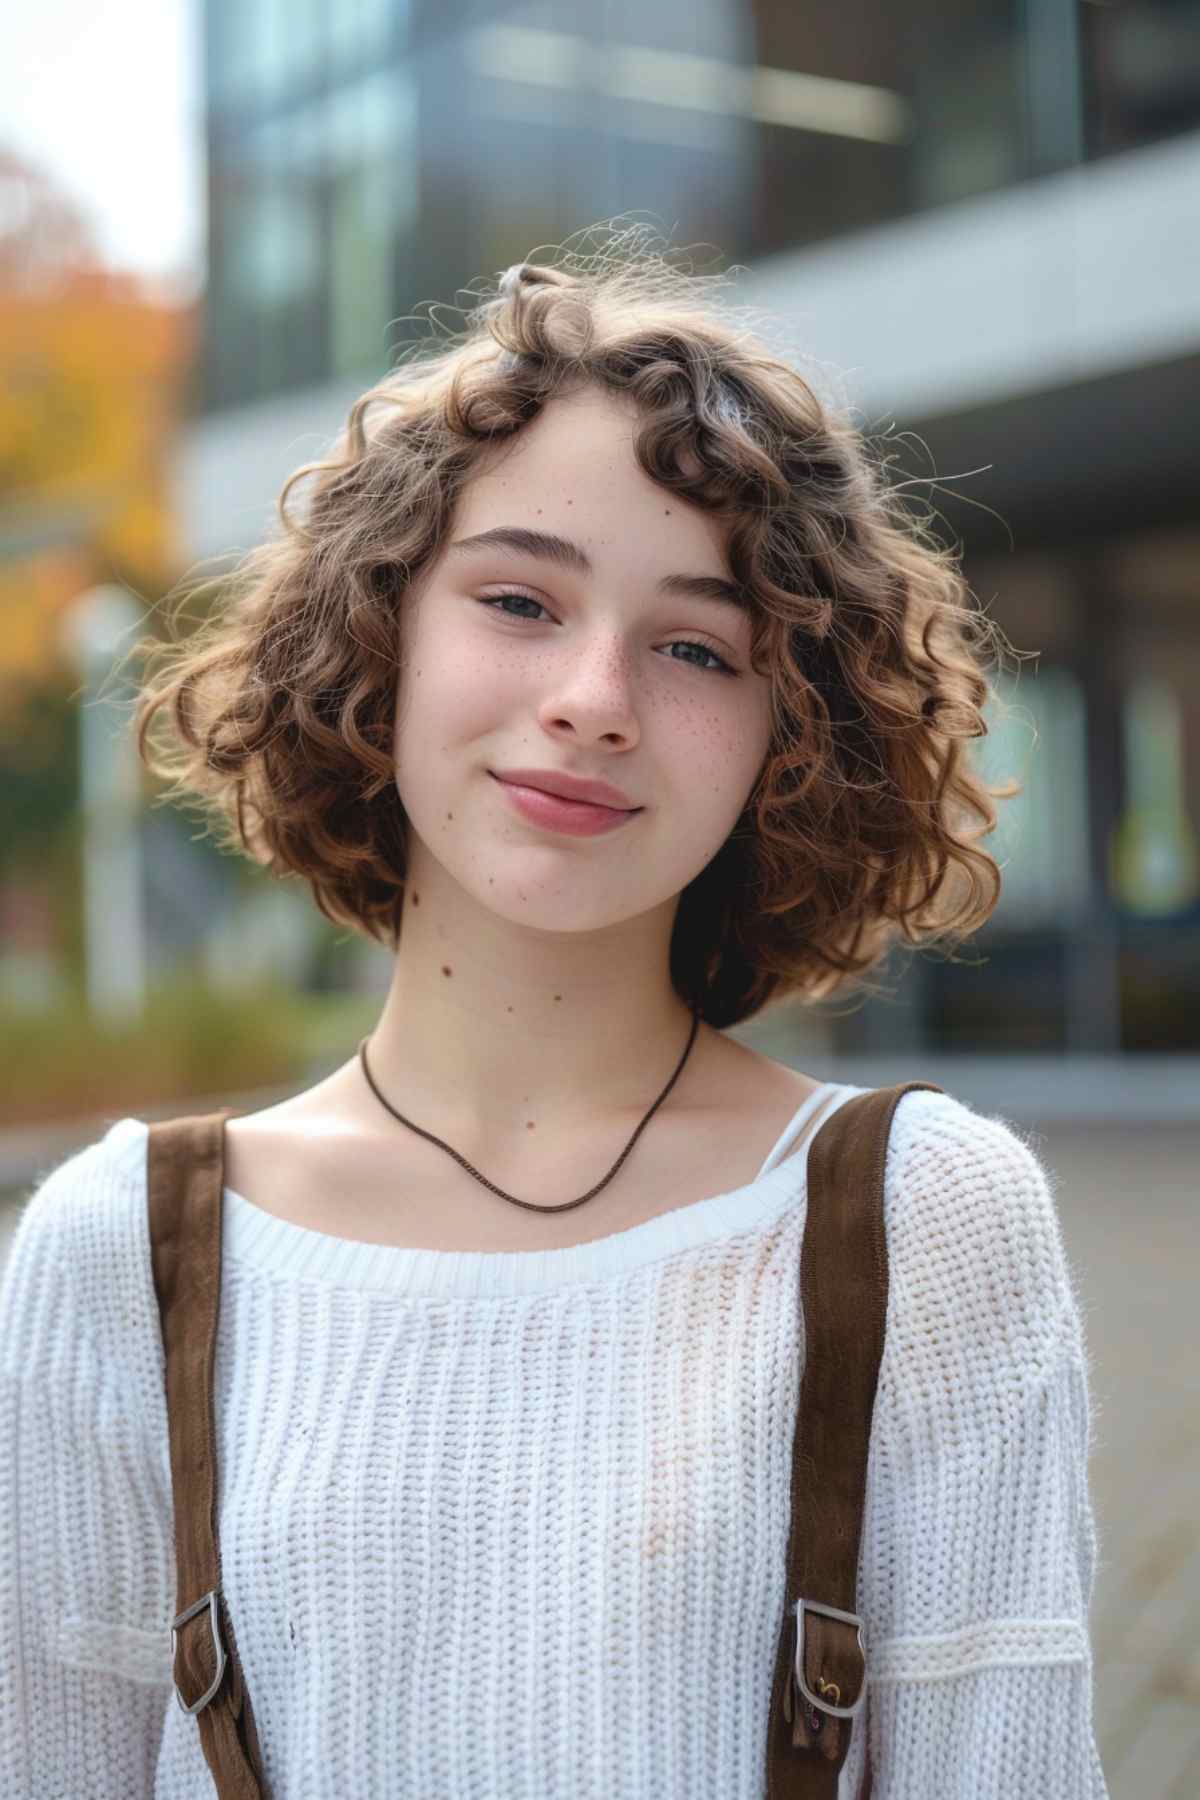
[176,0,1200,1060]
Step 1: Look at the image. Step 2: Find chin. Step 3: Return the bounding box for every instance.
[476,870,653,934]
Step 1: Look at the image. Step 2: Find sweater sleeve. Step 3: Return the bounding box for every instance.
[853,1093,1110,1800]
[0,1131,175,1799]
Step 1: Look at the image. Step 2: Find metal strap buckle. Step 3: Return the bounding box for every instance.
[172,1587,227,1715]
[792,1597,867,1719]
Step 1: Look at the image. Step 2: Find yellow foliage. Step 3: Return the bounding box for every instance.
[0,284,196,681]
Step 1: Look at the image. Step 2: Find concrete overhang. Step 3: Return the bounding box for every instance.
[173,130,1200,567]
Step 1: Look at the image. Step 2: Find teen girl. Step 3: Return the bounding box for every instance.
[1,230,1108,1797]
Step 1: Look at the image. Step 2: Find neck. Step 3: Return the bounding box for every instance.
[361,853,703,1145]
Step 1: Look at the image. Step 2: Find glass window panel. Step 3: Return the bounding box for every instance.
[250,0,290,99]
[747,0,1027,257]
[976,666,1092,928]
[212,0,256,106]
[329,73,419,376]
[1082,0,1200,160]
[1110,677,1200,919]
[278,0,325,86]
[228,178,322,311]
[222,115,321,310]
[211,0,325,100]
[329,0,407,69]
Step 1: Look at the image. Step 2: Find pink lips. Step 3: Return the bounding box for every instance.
[490,773,641,837]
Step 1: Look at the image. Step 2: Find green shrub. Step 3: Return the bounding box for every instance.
[0,974,376,1126]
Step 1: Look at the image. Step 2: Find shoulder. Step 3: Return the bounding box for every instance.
[879,1086,1083,1378]
[1,1117,158,1393]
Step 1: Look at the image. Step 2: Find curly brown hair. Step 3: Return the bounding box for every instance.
[133,222,1023,1030]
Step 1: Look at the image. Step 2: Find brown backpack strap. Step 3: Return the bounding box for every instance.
[147,1110,269,1799]
[767,1079,944,1800]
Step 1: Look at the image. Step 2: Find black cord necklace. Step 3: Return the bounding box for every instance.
[356,1007,702,1214]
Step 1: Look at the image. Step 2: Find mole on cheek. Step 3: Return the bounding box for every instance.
[411,892,420,907]
[441,965,453,977]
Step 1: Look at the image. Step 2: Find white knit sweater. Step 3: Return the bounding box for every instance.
[1,1081,1109,1799]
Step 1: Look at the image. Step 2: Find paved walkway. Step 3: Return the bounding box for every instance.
[1,1109,1194,1797]
[1038,1120,1200,1800]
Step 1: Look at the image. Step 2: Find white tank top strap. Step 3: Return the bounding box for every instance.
[754,1081,854,1180]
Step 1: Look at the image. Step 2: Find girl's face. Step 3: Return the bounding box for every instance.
[393,384,773,935]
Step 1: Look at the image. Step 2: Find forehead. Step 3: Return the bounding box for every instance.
[452,386,731,571]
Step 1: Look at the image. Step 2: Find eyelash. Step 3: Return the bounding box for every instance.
[474,592,738,677]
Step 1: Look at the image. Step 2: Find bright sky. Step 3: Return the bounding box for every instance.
[1,0,203,296]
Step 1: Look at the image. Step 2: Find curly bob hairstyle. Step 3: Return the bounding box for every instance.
[134,222,1022,1030]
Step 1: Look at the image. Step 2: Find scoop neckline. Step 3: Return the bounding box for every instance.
[208,1081,866,1297]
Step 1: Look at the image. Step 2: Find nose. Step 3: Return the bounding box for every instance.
[535,633,642,748]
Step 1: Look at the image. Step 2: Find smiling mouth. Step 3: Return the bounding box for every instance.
[488,772,643,835]
[489,773,639,810]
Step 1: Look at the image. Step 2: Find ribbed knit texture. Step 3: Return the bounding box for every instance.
[0,1082,1109,1798]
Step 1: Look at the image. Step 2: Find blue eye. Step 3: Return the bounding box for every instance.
[478,593,546,621]
[664,638,735,675]
[475,595,737,676]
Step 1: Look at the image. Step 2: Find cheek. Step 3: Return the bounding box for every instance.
[395,617,506,751]
[669,691,771,812]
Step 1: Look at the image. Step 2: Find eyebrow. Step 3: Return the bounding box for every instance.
[446,526,750,613]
